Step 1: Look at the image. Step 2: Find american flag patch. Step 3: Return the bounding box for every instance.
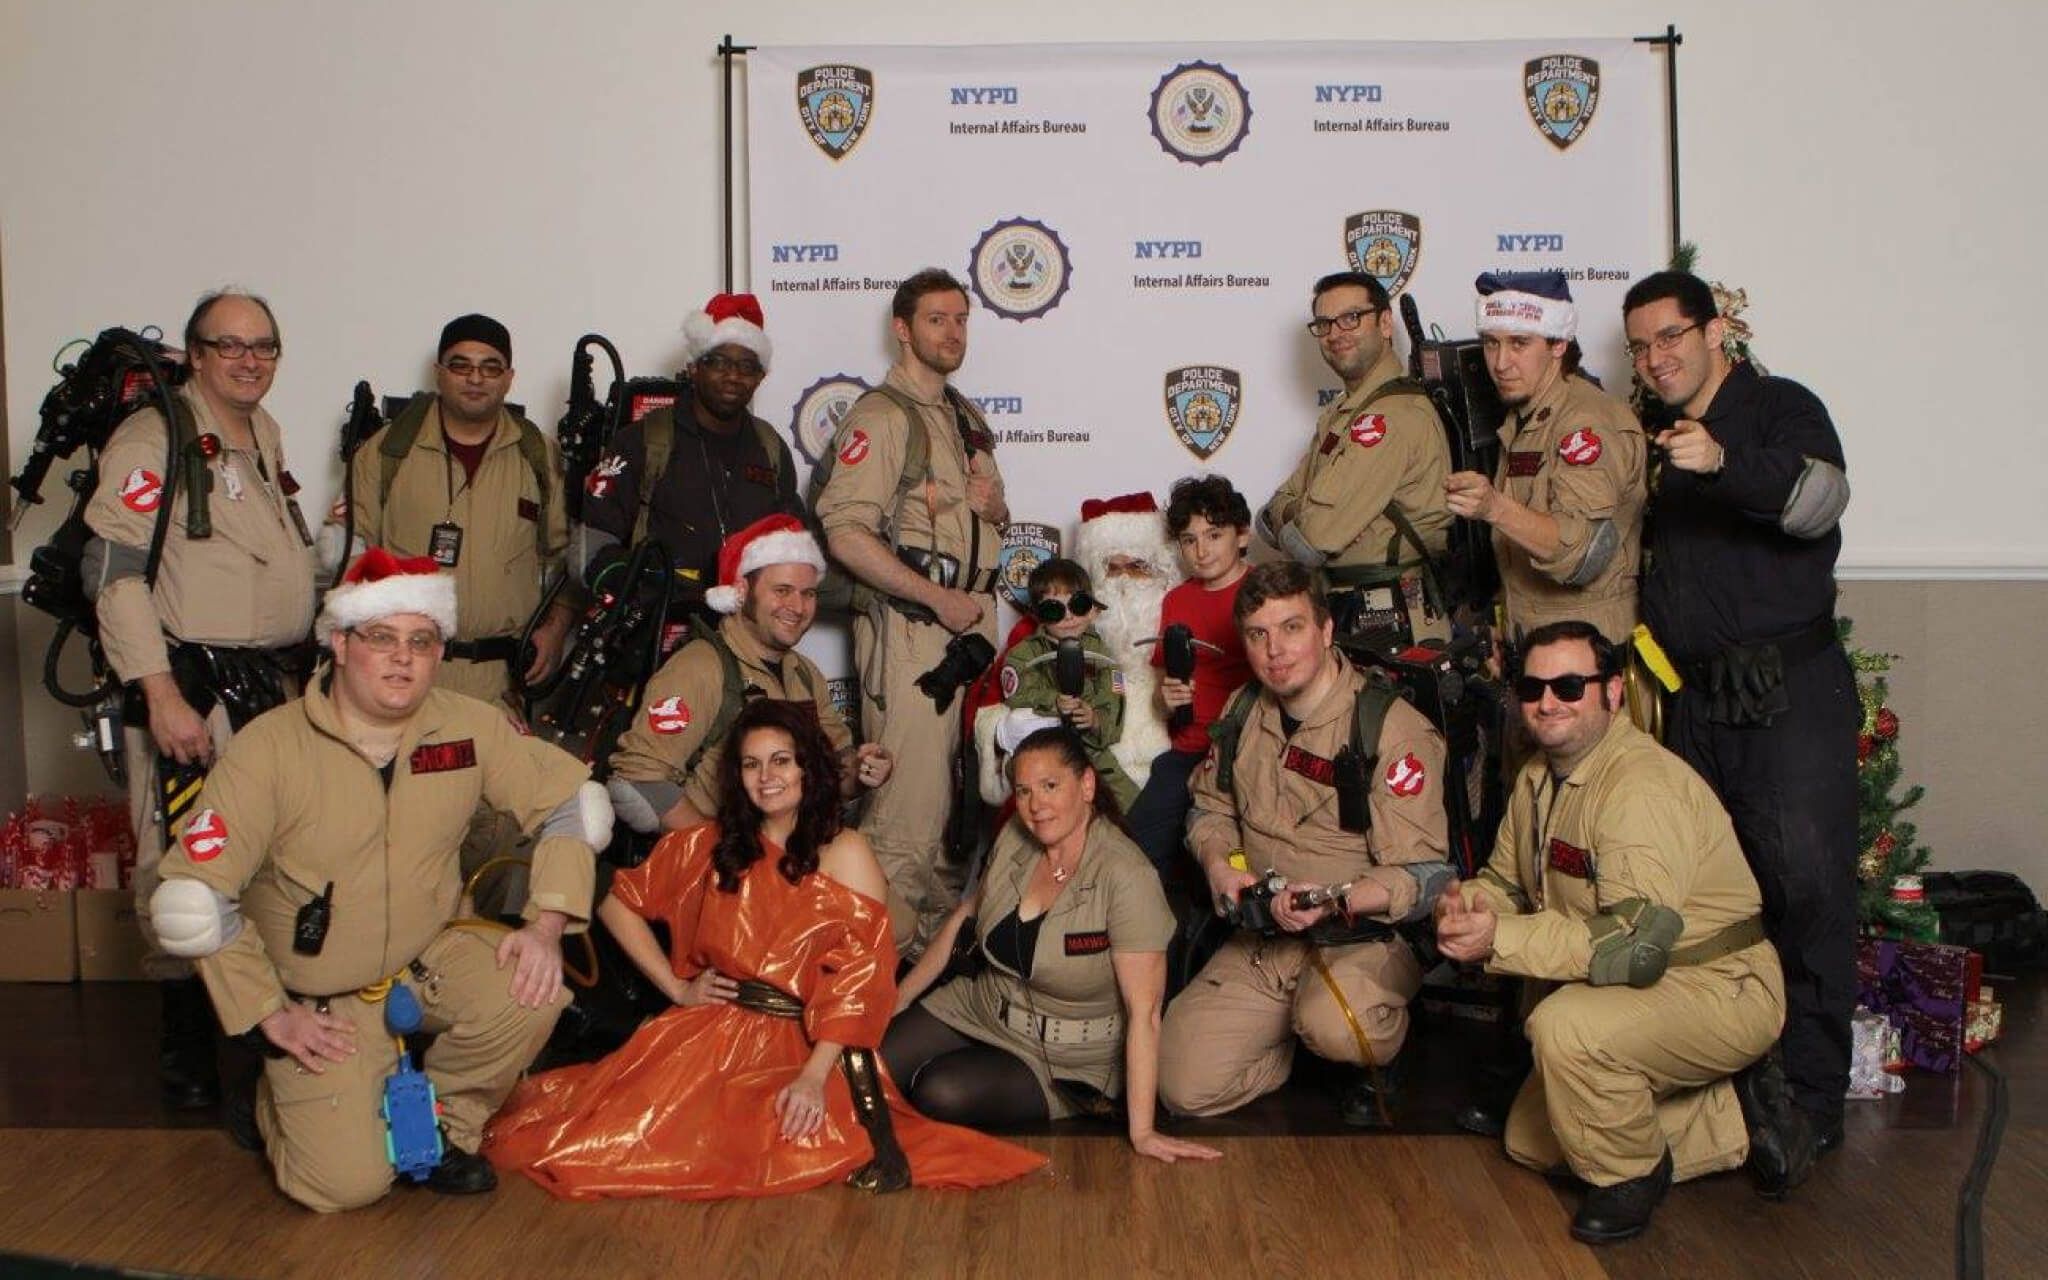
[1111,670,1125,695]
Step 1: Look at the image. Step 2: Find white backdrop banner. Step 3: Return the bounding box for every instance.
[747,39,1664,651]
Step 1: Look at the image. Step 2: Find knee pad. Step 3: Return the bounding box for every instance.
[150,878,240,957]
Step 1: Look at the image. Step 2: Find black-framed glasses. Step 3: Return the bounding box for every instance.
[1513,672,1602,704]
[441,356,508,380]
[1032,592,1099,624]
[1625,322,1705,363]
[350,626,442,655]
[1305,307,1381,338]
[194,336,282,361]
[698,352,766,377]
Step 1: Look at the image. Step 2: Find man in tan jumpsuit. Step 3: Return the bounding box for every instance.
[1263,271,1452,644]
[814,268,1007,955]
[1437,619,1784,1244]
[1158,562,1451,1127]
[148,550,604,1211]
[329,314,574,709]
[82,289,318,1108]
[1444,272,1645,645]
[607,514,890,835]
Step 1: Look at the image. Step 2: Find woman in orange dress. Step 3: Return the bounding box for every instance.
[483,699,1045,1199]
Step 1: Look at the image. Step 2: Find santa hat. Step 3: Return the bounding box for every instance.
[683,292,772,371]
[705,514,827,614]
[316,547,458,645]
[1473,270,1577,341]
[1072,491,1174,581]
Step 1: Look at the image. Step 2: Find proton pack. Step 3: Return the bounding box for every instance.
[1398,292,1506,622]
[554,332,686,527]
[7,328,189,780]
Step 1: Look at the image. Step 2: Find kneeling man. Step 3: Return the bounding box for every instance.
[1437,620,1785,1244]
[149,550,605,1211]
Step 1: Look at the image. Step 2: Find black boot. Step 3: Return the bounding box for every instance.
[1812,1113,1846,1159]
[1735,1056,1815,1200]
[1570,1150,1672,1244]
[159,978,221,1111]
[425,1128,498,1195]
[840,1048,911,1193]
[1338,1055,1404,1130]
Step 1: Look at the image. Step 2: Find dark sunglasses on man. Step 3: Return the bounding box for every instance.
[1031,592,1099,624]
[1513,672,1606,704]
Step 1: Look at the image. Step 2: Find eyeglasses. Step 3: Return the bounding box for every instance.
[698,353,766,377]
[350,627,442,655]
[441,356,508,380]
[1625,322,1705,363]
[1032,592,1099,624]
[1513,672,1603,704]
[194,336,282,361]
[1305,307,1380,338]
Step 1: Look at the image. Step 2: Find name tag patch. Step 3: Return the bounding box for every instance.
[1507,451,1545,478]
[410,739,478,774]
[1064,930,1111,956]
[517,498,540,522]
[1547,837,1593,879]
[743,464,775,486]
[1283,744,1336,786]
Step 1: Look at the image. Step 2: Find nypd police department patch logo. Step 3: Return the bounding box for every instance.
[1164,366,1242,460]
[797,65,875,161]
[1343,211,1422,297]
[1524,55,1600,151]
[1148,61,1252,165]
[998,523,1061,611]
[789,374,874,466]
[969,217,1073,322]
[826,677,858,725]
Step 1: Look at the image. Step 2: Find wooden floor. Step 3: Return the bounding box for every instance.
[0,979,2039,1280]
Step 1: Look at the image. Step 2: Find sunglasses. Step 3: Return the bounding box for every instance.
[1513,672,1604,704]
[1032,592,1099,624]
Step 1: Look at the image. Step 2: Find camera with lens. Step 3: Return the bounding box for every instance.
[916,631,995,714]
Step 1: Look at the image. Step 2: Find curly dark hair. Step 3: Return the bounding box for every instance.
[710,699,845,893]
[1165,474,1251,536]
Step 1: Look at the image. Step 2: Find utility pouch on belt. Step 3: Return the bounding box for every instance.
[1334,741,1373,834]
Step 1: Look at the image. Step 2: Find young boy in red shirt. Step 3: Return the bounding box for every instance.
[1125,476,1255,874]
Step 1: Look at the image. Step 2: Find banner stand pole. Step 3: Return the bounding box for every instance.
[1634,24,1684,262]
[717,34,757,293]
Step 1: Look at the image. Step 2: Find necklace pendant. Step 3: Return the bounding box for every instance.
[1050,864,1070,884]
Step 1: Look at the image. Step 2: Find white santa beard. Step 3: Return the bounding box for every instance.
[1090,571,1175,786]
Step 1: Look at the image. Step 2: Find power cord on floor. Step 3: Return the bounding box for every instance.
[1956,1049,2008,1280]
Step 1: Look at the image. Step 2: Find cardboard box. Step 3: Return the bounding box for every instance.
[0,888,78,982]
[75,888,149,981]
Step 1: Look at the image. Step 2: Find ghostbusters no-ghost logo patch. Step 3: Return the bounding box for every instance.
[1558,428,1603,466]
[182,808,228,862]
[647,695,692,735]
[999,665,1020,699]
[1348,413,1388,448]
[1385,753,1427,797]
[838,429,871,467]
[586,455,626,499]
[120,467,164,513]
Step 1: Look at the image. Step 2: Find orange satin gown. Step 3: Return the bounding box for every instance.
[483,823,1046,1199]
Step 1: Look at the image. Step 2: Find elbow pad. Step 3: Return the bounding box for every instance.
[1561,518,1620,587]
[150,879,242,958]
[541,780,615,851]
[1587,899,1685,988]
[1780,458,1849,539]
[80,538,150,600]
[606,778,673,836]
[1255,504,1281,549]
[1277,522,1329,569]
[1396,861,1457,924]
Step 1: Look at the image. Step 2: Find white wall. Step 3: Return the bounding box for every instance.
[4,1,2046,864]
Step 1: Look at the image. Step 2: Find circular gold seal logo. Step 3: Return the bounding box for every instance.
[969,217,1073,322]
[1149,61,1252,165]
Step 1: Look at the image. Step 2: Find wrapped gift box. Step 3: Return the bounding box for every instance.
[1855,937,1980,1074]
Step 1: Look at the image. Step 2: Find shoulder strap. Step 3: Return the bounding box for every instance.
[681,628,747,779]
[868,384,932,507]
[510,414,552,549]
[1351,673,1401,780]
[376,393,435,505]
[161,397,214,542]
[749,416,785,486]
[1357,375,1429,410]
[1209,684,1261,796]
[634,408,676,549]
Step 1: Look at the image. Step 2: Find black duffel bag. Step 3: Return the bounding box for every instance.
[1923,870,2048,971]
